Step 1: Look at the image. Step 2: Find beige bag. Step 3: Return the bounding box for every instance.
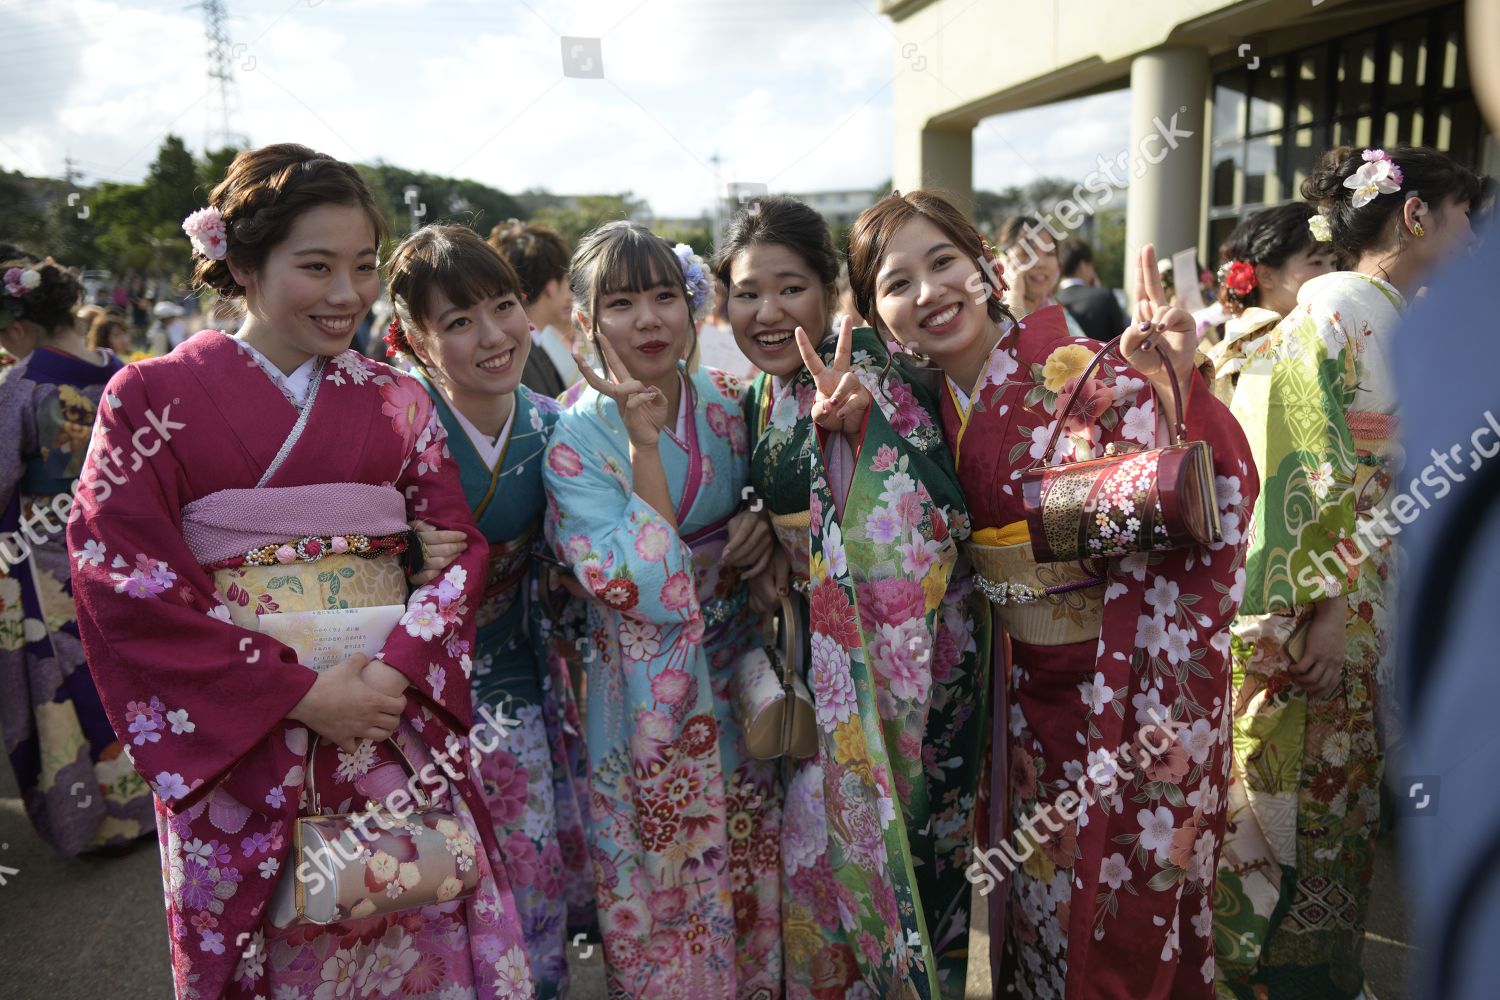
[732,596,817,760]
[268,736,481,928]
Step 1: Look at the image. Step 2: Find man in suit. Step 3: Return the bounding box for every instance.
[1055,240,1127,342]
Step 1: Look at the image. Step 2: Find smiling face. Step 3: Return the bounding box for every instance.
[873,215,994,376]
[588,265,691,385]
[410,286,532,401]
[1009,233,1061,300]
[725,242,831,379]
[231,202,380,369]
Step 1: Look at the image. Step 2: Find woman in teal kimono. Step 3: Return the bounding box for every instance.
[386,225,590,998]
[542,222,782,999]
[715,198,986,999]
[0,253,155,856]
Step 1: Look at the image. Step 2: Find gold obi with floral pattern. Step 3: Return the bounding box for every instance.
[963,522,1103,646]
[212,553,408,629]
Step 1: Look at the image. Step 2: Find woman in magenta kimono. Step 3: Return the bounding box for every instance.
[65,144,534,1000]
[542,222,781,999]
[845,191,1258,998]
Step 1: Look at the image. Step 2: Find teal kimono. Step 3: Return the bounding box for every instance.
[420,378,592,999]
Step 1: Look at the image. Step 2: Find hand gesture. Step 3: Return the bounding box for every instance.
[574,336,672,448]
[409,519,467,586]
[795,315,871,436]
[1119,244,1198,430]
[1290,599,1347,699]
[747,545,791,615]
[287,653,408,753]
[723,508,774,580]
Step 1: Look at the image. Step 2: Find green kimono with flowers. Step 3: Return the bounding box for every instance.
[745,328,986,999]
[1213,271,1402,999]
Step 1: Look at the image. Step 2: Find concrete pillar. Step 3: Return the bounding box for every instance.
[1123,46,1209,299]
[895,124,974,208]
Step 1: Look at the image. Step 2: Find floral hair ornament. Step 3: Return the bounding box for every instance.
[182,206,229,260]
[1,266,42,330]
[383,318,412,359]
[1343,149,1405,209]
[1308,213,1334,243]
[673,243,714,322]
[1218,260,1258,298]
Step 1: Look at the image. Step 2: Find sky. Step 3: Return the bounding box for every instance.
[1,0,1132,218]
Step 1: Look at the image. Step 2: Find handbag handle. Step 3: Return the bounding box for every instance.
[1032,334,1189,471]
[304,733,432,814]
[775,594,801,752]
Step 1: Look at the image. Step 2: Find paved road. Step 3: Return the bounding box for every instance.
[0,762,1410,999]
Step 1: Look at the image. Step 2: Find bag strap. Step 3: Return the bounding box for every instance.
[1033,334,1188,470]
[304,733,431,814]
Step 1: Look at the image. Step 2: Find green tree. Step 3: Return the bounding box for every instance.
[144,135,204,231]
[531,194,648,247]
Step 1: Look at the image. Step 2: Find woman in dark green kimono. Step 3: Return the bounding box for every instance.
[388,225,591,999]
[714,199,987,999]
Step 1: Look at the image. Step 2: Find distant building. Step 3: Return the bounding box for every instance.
[721,185,881,232]
[883,0,1492,284]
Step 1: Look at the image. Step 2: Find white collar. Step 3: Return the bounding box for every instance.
[442,385,516,470]
[235,336,320,406]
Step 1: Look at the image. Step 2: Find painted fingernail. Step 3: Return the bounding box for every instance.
[1155,323,1167,333]
[1138,320,1152,332]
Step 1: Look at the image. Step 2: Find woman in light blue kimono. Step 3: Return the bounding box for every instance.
[542,222,782,999]
[386,225,591,998]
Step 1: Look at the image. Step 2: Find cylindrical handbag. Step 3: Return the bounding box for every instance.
[1021,334,1222,563]
[268,735,482,928]
[732,595,818,760]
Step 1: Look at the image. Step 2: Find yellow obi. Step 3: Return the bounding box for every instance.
[771,510,812,586]
[212,553,408,630]
[964,522,1103,646]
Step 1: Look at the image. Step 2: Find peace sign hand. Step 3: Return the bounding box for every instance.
[1119,244,1199,426]
[794,315,871,436]
[574,336,672,449]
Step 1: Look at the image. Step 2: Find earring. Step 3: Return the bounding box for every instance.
[1412,222,1426,238]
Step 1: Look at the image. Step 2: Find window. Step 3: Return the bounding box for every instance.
[1206,2,1483,258]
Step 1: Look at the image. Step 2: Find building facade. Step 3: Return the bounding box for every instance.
[883,0,1491,283]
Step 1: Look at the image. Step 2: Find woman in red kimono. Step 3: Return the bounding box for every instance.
[845,191,1257,998]
[66,144,534,1000]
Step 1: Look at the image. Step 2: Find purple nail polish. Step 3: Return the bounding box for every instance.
[1138,320,1152,332]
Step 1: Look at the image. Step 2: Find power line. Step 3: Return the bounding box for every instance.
[199,0,247,151]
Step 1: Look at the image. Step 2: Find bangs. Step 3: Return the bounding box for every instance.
[401,230,522,329]
[594,229,682,296]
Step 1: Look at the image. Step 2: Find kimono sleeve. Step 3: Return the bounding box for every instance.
[378,388,488,732]
[0,365,38,517]
[65,363,315,813]
[1230,307,1357,614]
[542,407,700,629]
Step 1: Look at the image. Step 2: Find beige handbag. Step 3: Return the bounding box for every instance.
[732,595,818,760]
[268,735,482,928]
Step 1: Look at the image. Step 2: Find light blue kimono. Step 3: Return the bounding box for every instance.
[542,365,782,999]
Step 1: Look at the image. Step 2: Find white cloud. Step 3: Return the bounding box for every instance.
[1,0,900,216]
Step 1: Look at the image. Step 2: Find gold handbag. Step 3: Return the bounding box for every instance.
[732,595,818,760]
[268,735,482,928]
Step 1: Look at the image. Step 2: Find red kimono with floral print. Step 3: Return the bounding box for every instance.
[941,307,1257,999]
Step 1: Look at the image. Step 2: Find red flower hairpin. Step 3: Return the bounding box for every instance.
[1221,260,1258,298]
